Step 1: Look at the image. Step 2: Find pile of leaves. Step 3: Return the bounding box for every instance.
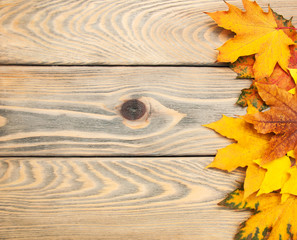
[205,0,297,239]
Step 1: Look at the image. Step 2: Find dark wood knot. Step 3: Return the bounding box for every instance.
[120,99,146,121]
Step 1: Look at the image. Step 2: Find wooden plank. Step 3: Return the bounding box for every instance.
[0,157,248,240]
[0,66,250,156]
[0,0,296,65]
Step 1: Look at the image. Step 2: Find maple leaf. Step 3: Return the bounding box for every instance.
[207,0,295,79]
[219,188,280,211]
[273,11,297,43]
[282,166,297,196]
[289,69,297,93]
[290,68,297,79]
[289,47,297,69]
[236,82,268,111]
[231,12,297,80]
[230,55,255,79]
[244,162,266,199]
[254,156,291,196]
[204,110,270,172]
[205,105,297,199]
[244,83,297,163]
[259,150,297,197]
[205,105,272,198]
[230,11,297,110]
[267,64,296,90]
[230,51,296,90]
[221,189,297,240]
[233,61,295,110]
[245,152,297,198]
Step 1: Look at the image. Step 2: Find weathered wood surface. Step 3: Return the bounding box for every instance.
[0,0,296,65]
[2,0,290,238]
[0,66,250,156]
[0,157,248,240]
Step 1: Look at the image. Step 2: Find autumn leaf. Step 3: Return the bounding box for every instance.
[245,151,297,198]
[254,156,291,195]
[204,107,271,172]
[244,83,297,163]
[231,48,296,111]
[217,8,296,110]
[282,167,297,195]
[221,189,297,240]
[289,47,297,69]
[253,150,297,197]
[231,12,297,81]
[233,62,295,110]
[288,48,297,93]
[207,0,295,79]
[289,51,297,80]
[211,2,296,111]
[205,2,297,239]
[290,68,297,81]
[236,82,268,111]
[205,104,297,199]
[219,188,280,211]
[267,64,296,90]
[288,68,297,94]
[273,10,297,42]
[230,56,267,110]
[244,162,266,199]
[232,56,295,107]
[230,55,255,79]
[205,105,271,198]
[231,55,295,111]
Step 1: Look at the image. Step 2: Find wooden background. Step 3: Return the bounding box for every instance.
[0,0,296,239]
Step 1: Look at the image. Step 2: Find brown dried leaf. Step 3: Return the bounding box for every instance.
[244,83,297,163]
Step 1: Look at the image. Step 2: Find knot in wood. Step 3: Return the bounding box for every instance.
[120,99,146,121]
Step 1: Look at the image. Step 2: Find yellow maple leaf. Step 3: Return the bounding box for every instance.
[241,150,297,199]
[205,106,297,199]
[252,151,297,199]
[206,0,294,79]
[288,68,297,94]
[221,189,297,239]
[205,105,271,198]
[282,167,297,196]
[244,153,297,199]
[204,108,270,172]
[289,68,297,82]
[244,162,266,199]
[255,156,291,195]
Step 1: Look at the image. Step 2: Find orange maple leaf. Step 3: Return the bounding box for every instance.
[244,83,297,163]
[231,56,295,110]
[207,0,295,79]
[289,47,297,69]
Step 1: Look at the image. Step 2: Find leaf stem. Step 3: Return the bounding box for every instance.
[277,27,297,31]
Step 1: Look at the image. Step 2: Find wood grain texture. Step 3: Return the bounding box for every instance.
[0,66,250,156]
[0,157,248,240]
[0,0,296,65]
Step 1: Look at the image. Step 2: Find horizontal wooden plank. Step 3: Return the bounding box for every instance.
[0,157,247,240]
[0,0,296,65]
[0,66,250,156]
